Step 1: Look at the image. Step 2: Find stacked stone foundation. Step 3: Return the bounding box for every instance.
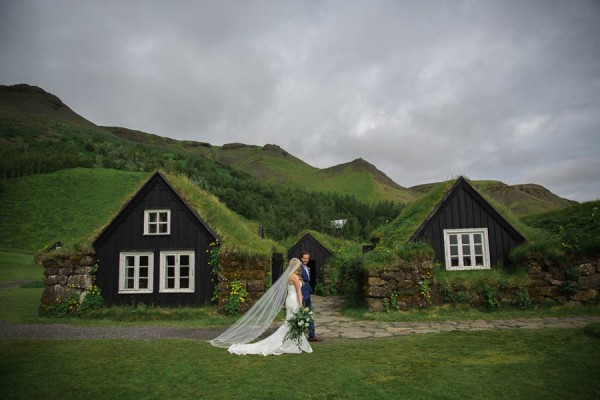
[39,253,98,313]
[364,256,600,311]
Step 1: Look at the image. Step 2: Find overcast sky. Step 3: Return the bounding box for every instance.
[1,0,599,201]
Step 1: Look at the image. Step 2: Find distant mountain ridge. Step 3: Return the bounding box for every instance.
[0,83,576,214]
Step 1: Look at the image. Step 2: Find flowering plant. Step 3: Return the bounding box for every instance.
[284,306,314,349]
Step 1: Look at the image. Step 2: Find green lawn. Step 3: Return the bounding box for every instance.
[1,329,599,399]
[1,251,600,399]
[0,252,42,284]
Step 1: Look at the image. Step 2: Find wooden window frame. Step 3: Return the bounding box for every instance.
[143,209,171,236]
[159,250,195,293]
[443,228,491,271]
[119,252,154,294]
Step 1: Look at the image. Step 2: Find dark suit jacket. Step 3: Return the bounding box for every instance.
[300,264,312,300]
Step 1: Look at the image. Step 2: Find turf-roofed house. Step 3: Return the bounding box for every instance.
[376,176,526,271]
[93,171,279,308]
[286,231,333,289]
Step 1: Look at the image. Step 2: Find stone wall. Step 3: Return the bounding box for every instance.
[524,257,600,305]
[364,256,600,311]
[39,253,98,312]
[364,259,433,311]
[216,253,270,313]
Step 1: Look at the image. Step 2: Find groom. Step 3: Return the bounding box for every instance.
[300,251,323,342]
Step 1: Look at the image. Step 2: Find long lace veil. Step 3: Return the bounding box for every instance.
[208,258,302,348]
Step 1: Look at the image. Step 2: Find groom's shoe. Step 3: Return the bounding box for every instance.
[308,335,323,342]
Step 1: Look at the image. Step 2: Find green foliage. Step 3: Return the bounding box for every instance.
[419,278,432,305]
[521,201,600,258]
[223,278,248,316]
[559,281,580,298]
[513,286,533,309]
[388,291,399,312]
[51,286,81,317]
[482,284,500,311]
[49,284,105,317]
[78,285,104,314]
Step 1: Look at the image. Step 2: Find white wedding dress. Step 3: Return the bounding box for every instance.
[228,283,313,356]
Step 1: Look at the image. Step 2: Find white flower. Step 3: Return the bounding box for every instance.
[298,321,303,326]
[304,322,309,327]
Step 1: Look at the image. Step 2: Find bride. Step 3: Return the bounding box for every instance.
[209,258,313,355]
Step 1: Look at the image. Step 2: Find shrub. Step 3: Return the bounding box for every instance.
[482,284,500,311]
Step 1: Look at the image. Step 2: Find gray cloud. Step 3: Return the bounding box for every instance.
[1,0,599,201]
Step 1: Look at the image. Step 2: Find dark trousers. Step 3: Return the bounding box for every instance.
[303,296,315,338]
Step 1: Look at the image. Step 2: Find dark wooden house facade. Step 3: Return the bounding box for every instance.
[287,232,333,288]
[410,177,525,270]
[93,172,218,306]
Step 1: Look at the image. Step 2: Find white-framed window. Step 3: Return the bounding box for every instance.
[443,228,491,270]
[119,252,154,293]
[144,209,171,235]
[159,251,195,293]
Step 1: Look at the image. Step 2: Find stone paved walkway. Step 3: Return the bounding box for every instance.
[311,296,600,340]
[1,295,598,341]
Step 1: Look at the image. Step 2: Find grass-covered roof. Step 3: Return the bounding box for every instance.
[162,172,282,258]
[283,229,363,257]
[31,168,281,261]
[373,177,537,250]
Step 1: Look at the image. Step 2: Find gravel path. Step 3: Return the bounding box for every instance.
[1,295,598,341]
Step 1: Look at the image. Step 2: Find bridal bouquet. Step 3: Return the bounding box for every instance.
[284,306,314,348]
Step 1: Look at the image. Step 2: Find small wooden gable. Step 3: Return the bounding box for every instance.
[410,176,525,270]
[93,171,219,306]
[287,232,333,287]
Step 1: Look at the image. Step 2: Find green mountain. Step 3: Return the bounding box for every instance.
[0,84,403,243]
[104,128,419,204]
[1,83,574,218]
[410,179,576,217]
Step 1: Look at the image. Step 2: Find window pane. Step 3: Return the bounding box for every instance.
[474,245,483,255]
[463,256,472,266]
[139,267,148,278]
[449,235,457,245]
[159,223,168,233]
[475,256,484,266]
[180,255,189,266]
[180,278,189,289]
[126,256,135,266]
[149,213,157,222]
[474,234,482,244]
[450,246,458,256]
[167,266,175,278]
[167,278,175,289]
[126,268,135,278]
[139,278,148,289]
[462,245,471,255]
[149,224,157,234]
[180,266,189,277]
[126,278,134,289]
[139,256,148,266]
[159,212,168,222]
[451,257,459,267]
[461,234,470,244]
[167,255,175,266]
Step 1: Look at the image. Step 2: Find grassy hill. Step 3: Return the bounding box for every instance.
[410,179,576,217]
[0,85,403,243]
[0,168,150,253]
[106,128,419,204]
[521,200,600,256]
